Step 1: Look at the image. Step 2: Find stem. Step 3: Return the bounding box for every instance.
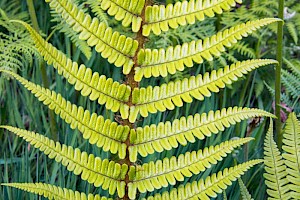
[120,2,148,199]
[26,0,58,140]
[276,0,284,149]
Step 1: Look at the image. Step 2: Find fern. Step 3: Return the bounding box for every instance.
[264,113,300,199]
[238,178,254,200]
[1,0,279,199]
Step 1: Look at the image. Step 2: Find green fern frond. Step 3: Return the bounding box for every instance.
[44,0,138,74]
[51,15,93,59]
[86,0,109,25]
[144,159,263,200]
[286,22,298,44]
[284,58,300,78]
[129,107,275,160]
[97,0,144,32]
[7,22,132,118]
[282,113,300,198]
[129,137,253,195]
[143,0,242,36]
[264,121,290,200]
[232,42,256,58]
[0,126,128,198]
[281,69,300,99]
[0,70,129,158]
[1,183,111,200]
[238,178,254,200]
[135,18,279,80]
[129,59,277,122]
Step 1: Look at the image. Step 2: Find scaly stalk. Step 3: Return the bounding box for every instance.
[26,0,58,140]
[120,1,148,199]
[276,0,284,148]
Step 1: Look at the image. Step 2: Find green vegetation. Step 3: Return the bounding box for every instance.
[0,0,299,199]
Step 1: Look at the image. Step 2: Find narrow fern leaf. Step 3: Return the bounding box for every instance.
[282,69,300,99]
[129,107,274,161]
[129,59,277,122]
[0,70,129,158]
[282,113,300,198]
[144,159,263,200]
[284,58,300,78]
[7,22,132,118]
[42,0,138,73]
[0,126,128,198]
[2,183,112,200]
[286,22,298,44]
[143,0,242,36]
[135,18,280,81]
[238,178,254,200]
[129,137,253,195]
[98,0,145,32]
[264,120,290,200]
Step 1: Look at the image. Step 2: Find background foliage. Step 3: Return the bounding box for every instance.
[0,0,299,199]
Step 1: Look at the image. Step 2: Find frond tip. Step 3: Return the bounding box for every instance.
[0,126,128,198]
[144,159,263,200]
[2,183,112,200]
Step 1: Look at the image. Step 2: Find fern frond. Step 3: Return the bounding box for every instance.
[232,42,256,58]
[284,58,300,78]
[129,107,274,161]
[143,0,242,36]
[144,159,263,200]
[286,22,298,44]
[42,0,138,73]
[51,17,93,59]
[264,120,290,200]
[129,59,277,122]
[282,113,300,198]
[129,137,253,196]
[86,0,109,25]
[135,18,279,81]
[0,126,128,198]
[282,69,300,99]
[98,0,145,32]
[0,70,129,158]
[2,183,111,200]
[238,178,254,200]
[8,22,132,118]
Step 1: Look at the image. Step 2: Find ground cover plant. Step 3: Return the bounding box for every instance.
[0,0,294,199]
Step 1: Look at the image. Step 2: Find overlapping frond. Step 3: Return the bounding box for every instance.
[144,160,263,200]
[0,70,129,158]
[129,59,277,122]
[129,107,274,161]
[142,0,242,36]
[41,0,138,73]
[282,113,300,198]
[0,126,128,198]
[2,183,112,200]
[264,121,290,200]
[128,137,253,197]
[9,22,132,118]
[98,0,145,32]
[238,178,253,200]
[135,18,280,81]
